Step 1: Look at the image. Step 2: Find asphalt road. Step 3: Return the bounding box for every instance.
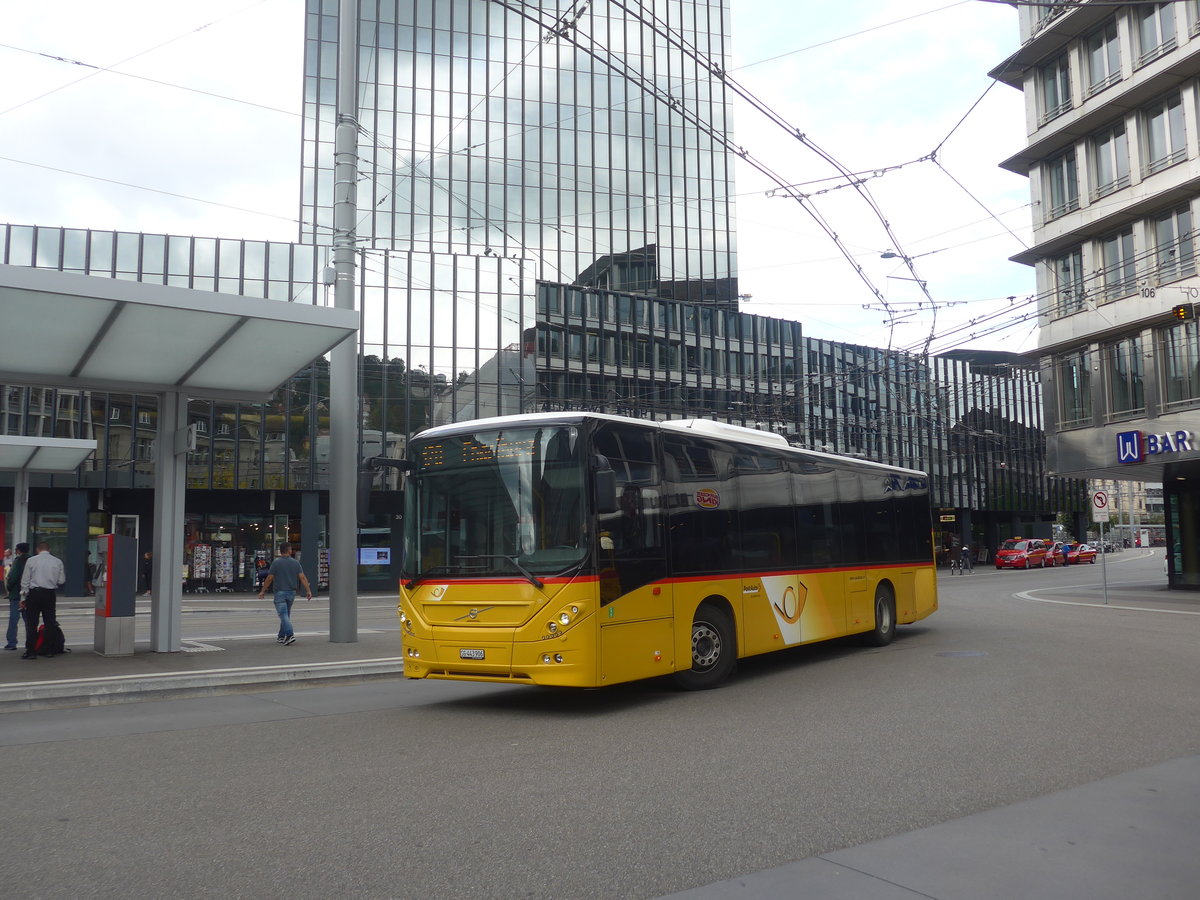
[3,551,1196,899]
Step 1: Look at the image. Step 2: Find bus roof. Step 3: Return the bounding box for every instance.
[413,412,928,479]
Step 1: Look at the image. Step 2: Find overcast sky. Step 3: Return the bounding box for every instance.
[0,0,1031,354]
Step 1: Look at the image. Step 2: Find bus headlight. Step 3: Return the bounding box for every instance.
[559,612,571,626]
[554,653,564,663]
[547,621,558,633]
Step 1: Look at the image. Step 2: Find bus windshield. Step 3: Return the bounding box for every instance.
[402,425,588,582]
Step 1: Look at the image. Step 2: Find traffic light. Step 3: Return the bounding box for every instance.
[1171,303,1194,320]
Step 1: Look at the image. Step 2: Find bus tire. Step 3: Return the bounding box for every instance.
[862,584,896,647]
[674,603,736,690]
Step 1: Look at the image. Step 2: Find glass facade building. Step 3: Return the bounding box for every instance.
[301,0,739,302]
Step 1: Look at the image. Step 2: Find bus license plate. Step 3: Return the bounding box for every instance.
[459,648,485,660]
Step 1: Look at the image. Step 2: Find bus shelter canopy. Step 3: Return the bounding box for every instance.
[0,263,359,653]
[0,265,357,401]
[0,435,97,472]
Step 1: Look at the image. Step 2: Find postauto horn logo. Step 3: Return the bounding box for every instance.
[1117,429,1194,464]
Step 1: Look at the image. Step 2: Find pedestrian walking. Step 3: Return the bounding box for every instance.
[949,540,963,575]
[257,543,312,645]
[19,541,65,660]
[4,543,30,650]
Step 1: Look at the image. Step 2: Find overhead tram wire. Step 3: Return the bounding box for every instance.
[0,154,303,226]
[487,0,909,351]
[0,43,302,119]
[0,0,273,118]
[603,0,947,351]
[729,2,973,73]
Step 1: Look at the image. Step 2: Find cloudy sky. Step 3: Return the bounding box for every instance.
[0,0,1032,354]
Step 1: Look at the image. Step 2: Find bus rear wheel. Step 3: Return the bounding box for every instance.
[862,585,896,647]
[674,603,735,690]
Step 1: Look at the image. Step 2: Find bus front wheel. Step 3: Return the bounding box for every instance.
[862,585,896,647]
[674,603,736,690]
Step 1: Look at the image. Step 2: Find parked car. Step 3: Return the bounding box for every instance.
[995,538,1050,569]
[1068,543,1098,564]
[1047,541,1070,566]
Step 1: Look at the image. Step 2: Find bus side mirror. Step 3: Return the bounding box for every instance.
[593,456,618,514]
[359,458,413,525]
[357,468,378,526]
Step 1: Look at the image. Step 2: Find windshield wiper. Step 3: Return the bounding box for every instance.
[403,564,452,590]
[460,555,544,589]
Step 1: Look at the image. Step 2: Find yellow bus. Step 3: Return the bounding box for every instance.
[398,413,937,689]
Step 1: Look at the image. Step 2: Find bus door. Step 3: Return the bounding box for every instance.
[594,425,672,683]
[737,449,802,654]
[835,471,869,632]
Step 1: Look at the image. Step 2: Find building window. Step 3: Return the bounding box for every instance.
[1104,337,1145,418]
[1038,53,1071,124]
[1143,93,1186,175]
[1057,350,1093,427]
[1091,122,1129,199]
[1052,248,1085,317]
[536,326,563,356]
[109,407,121,421]
[1099,228,1136,299]
[1154,206,1195,282]
[1160,319,1200,407]
[1044,149,1079,219]
[1190,0,1200,37]
[1085,19,1121,96]
[536,283,561,315]
[138,411,152,425]
[1136,3,1177,68]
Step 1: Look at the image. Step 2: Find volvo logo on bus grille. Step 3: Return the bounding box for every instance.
[456,606,494,621]
[1117,431,1143,463]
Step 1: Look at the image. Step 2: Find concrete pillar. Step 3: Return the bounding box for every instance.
[66,488,88,596]
[150,391,187,652]
[301,490,320,592]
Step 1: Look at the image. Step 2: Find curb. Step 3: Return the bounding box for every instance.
[0,658,408,713]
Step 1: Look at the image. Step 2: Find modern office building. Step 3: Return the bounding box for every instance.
[992,0,1200,585]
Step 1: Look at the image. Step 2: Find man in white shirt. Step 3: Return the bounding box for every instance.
[19,542,65,660]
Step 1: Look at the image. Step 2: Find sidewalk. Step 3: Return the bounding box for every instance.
[0,592,405,712]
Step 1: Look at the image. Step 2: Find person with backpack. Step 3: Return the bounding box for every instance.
[19,542,66,660]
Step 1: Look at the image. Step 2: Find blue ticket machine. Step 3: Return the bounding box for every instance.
[94,533,137,656]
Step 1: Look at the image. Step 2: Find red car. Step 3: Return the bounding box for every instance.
[1067,543,1097,564]
[995,538,1050,569]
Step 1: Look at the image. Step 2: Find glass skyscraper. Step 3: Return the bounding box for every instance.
[301,0,738,298]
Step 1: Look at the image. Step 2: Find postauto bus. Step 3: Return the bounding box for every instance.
[397,413,937,689]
